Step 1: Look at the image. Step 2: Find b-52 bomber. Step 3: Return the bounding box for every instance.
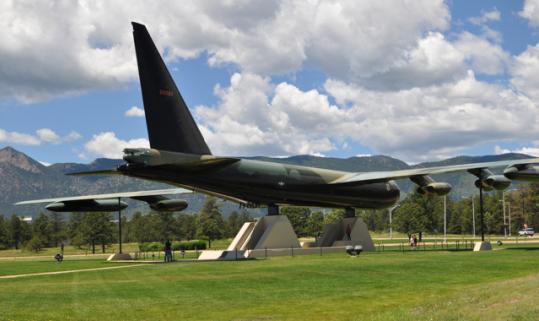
[17,22,539,220]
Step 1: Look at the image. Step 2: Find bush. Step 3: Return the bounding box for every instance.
[172,240,207,251]
[138,240,207,252]
[138,242,161,252]
[26,236,44,253]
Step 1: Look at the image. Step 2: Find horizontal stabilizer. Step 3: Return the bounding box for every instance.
[66,169,121,176]
[15,188,191,205]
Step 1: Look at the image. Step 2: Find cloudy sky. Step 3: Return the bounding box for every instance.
[3,0,539,165]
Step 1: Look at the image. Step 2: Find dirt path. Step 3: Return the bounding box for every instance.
[0,263,147,279]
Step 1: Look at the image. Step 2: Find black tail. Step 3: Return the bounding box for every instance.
[132,22,211,155]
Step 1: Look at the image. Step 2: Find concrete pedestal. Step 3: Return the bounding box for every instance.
[199,215,300,260]
[107,253,132,261]
[312,217,375,251]
[473,241,492,251]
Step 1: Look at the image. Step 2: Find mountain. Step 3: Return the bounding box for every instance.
[0,146,532,217]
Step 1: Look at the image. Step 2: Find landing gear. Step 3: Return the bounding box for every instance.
[267,204,279,216]
[344,207,356,218]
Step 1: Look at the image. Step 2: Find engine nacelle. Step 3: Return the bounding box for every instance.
[475,175,511,191]
[45,200,128,212]
[149,199,188,212]
[416,182,452,196]
[504,165,539,182]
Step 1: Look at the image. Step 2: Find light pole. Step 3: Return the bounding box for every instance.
[472,196,476,239]
[443,195,447,242]
[502,192,507,238]
[388,204,400,239]
[507,202,511,236]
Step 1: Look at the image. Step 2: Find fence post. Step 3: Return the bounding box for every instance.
[235,247,238,261]
[265,247,268,259]
[291,246,294,257]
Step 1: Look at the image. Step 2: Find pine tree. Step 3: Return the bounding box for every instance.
[196,198,225,248]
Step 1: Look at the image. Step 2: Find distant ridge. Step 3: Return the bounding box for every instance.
[0,146,531,217]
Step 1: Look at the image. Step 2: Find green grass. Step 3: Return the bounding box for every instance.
[2,246,539,320]
[0,243,141,257]
[0,258,130,277]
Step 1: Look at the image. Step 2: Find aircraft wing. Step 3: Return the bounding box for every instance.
[15,188,191,205]
[330,157,539,184]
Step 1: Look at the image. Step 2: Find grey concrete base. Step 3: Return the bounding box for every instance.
[198,246,361,260]
[310,217,375,251]
[107,253,133,261]
[227,215,300,251]
[200,215,300,261]
[473,241,492,251]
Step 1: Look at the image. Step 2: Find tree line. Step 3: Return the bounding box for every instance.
[1,183,538,252]
[0,198,252,253]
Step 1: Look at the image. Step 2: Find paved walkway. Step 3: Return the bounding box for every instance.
[0,263,147,280]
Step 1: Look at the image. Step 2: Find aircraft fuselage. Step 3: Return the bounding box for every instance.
[119,155,400,209]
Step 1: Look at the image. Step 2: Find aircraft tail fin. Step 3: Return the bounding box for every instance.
[132,22,211,155]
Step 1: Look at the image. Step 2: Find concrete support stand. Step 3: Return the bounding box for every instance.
[107,253,132,261]
[473,241,492,252]
[315,217,375,251]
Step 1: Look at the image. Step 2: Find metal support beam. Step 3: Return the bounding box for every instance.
[472,196,476,239]
[118,197,123,254]
[479,182,485,242]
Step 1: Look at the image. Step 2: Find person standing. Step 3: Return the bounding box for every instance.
[345,224,352,241]
[164,240,172,262]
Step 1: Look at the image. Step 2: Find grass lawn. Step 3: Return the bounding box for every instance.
[2,246,539,320]
[0,258,132,277]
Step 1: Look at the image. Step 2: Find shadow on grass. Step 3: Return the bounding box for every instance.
[504,246,539,251]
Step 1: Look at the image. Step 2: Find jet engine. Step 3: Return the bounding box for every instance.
[474,175,511,191]
[411,175,452,196]
[504,164,539,182]
[469,168,511,191]
[148,199,188,212]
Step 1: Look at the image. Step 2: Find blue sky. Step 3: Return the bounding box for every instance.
[2,0,539,164]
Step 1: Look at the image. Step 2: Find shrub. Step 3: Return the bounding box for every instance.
[172,240,207,251]
[26,236,44,253]
[138,240,207,252]
[138,242,162,252]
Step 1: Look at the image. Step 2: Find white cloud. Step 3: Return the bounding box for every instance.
[324,72,539,162]
[65,131,82,141]
[84,132,149,158]
[125,106,145,117]
[36,128,60,143]
[0,128,81,146]
[454,32,508,75]
[469,9,501,25]
[196,71,539,162]
[196,73,335,156]
[495,144,539,157]
[0,129,40,145]
[0,0,451,102]
[511,43,539,101]
[520,0,539,26]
